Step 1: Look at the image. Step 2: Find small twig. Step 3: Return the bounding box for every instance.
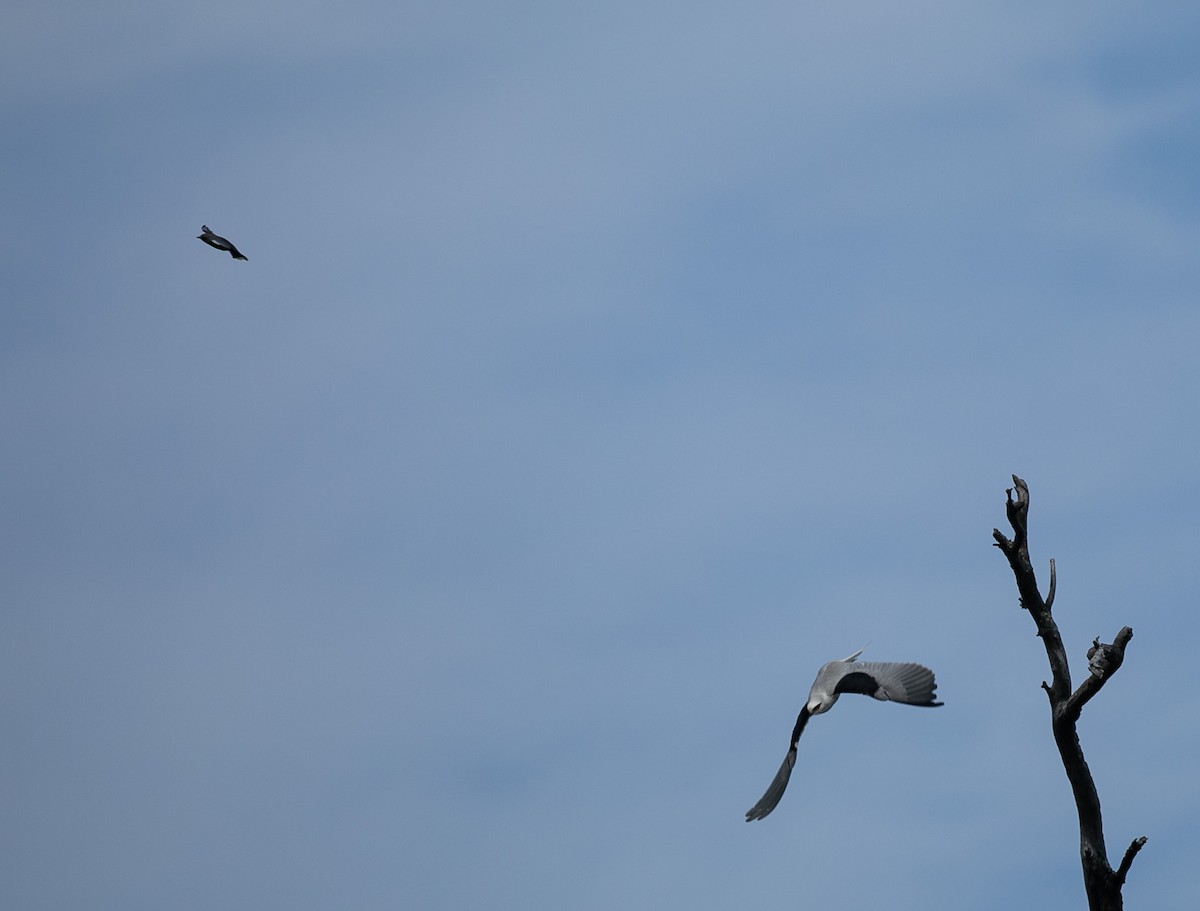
[1045,558,1056,610]
[1114,836,1147,885]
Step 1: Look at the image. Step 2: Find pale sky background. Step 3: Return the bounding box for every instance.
[3,2,1198,908]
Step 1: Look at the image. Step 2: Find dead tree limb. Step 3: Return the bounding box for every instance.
[992,475,1146,911]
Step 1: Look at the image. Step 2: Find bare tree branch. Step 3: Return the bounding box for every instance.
[993,475,1146,911]
[1115,837,1148,886]
[1064,627,1133,723]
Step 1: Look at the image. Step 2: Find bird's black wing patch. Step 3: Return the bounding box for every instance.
[745,707,810,822]
[833,670,881,697]
[787,707,809,747]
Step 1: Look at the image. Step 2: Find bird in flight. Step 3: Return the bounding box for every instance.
[197,225,248,260]
[745,648,942,821]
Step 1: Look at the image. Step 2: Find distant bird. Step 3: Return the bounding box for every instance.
[745,648,942,821]
[197,225,248,260]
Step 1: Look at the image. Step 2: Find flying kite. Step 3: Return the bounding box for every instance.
[197,225,248,261]
[745,648,942,821]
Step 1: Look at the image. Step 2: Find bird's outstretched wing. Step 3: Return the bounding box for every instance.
[833,661,941,706]
[745,708,810,821]
[198,226,249,261]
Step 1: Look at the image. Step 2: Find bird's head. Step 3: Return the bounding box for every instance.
[806,693,838,715]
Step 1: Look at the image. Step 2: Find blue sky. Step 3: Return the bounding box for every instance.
[3,2,1198,908]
